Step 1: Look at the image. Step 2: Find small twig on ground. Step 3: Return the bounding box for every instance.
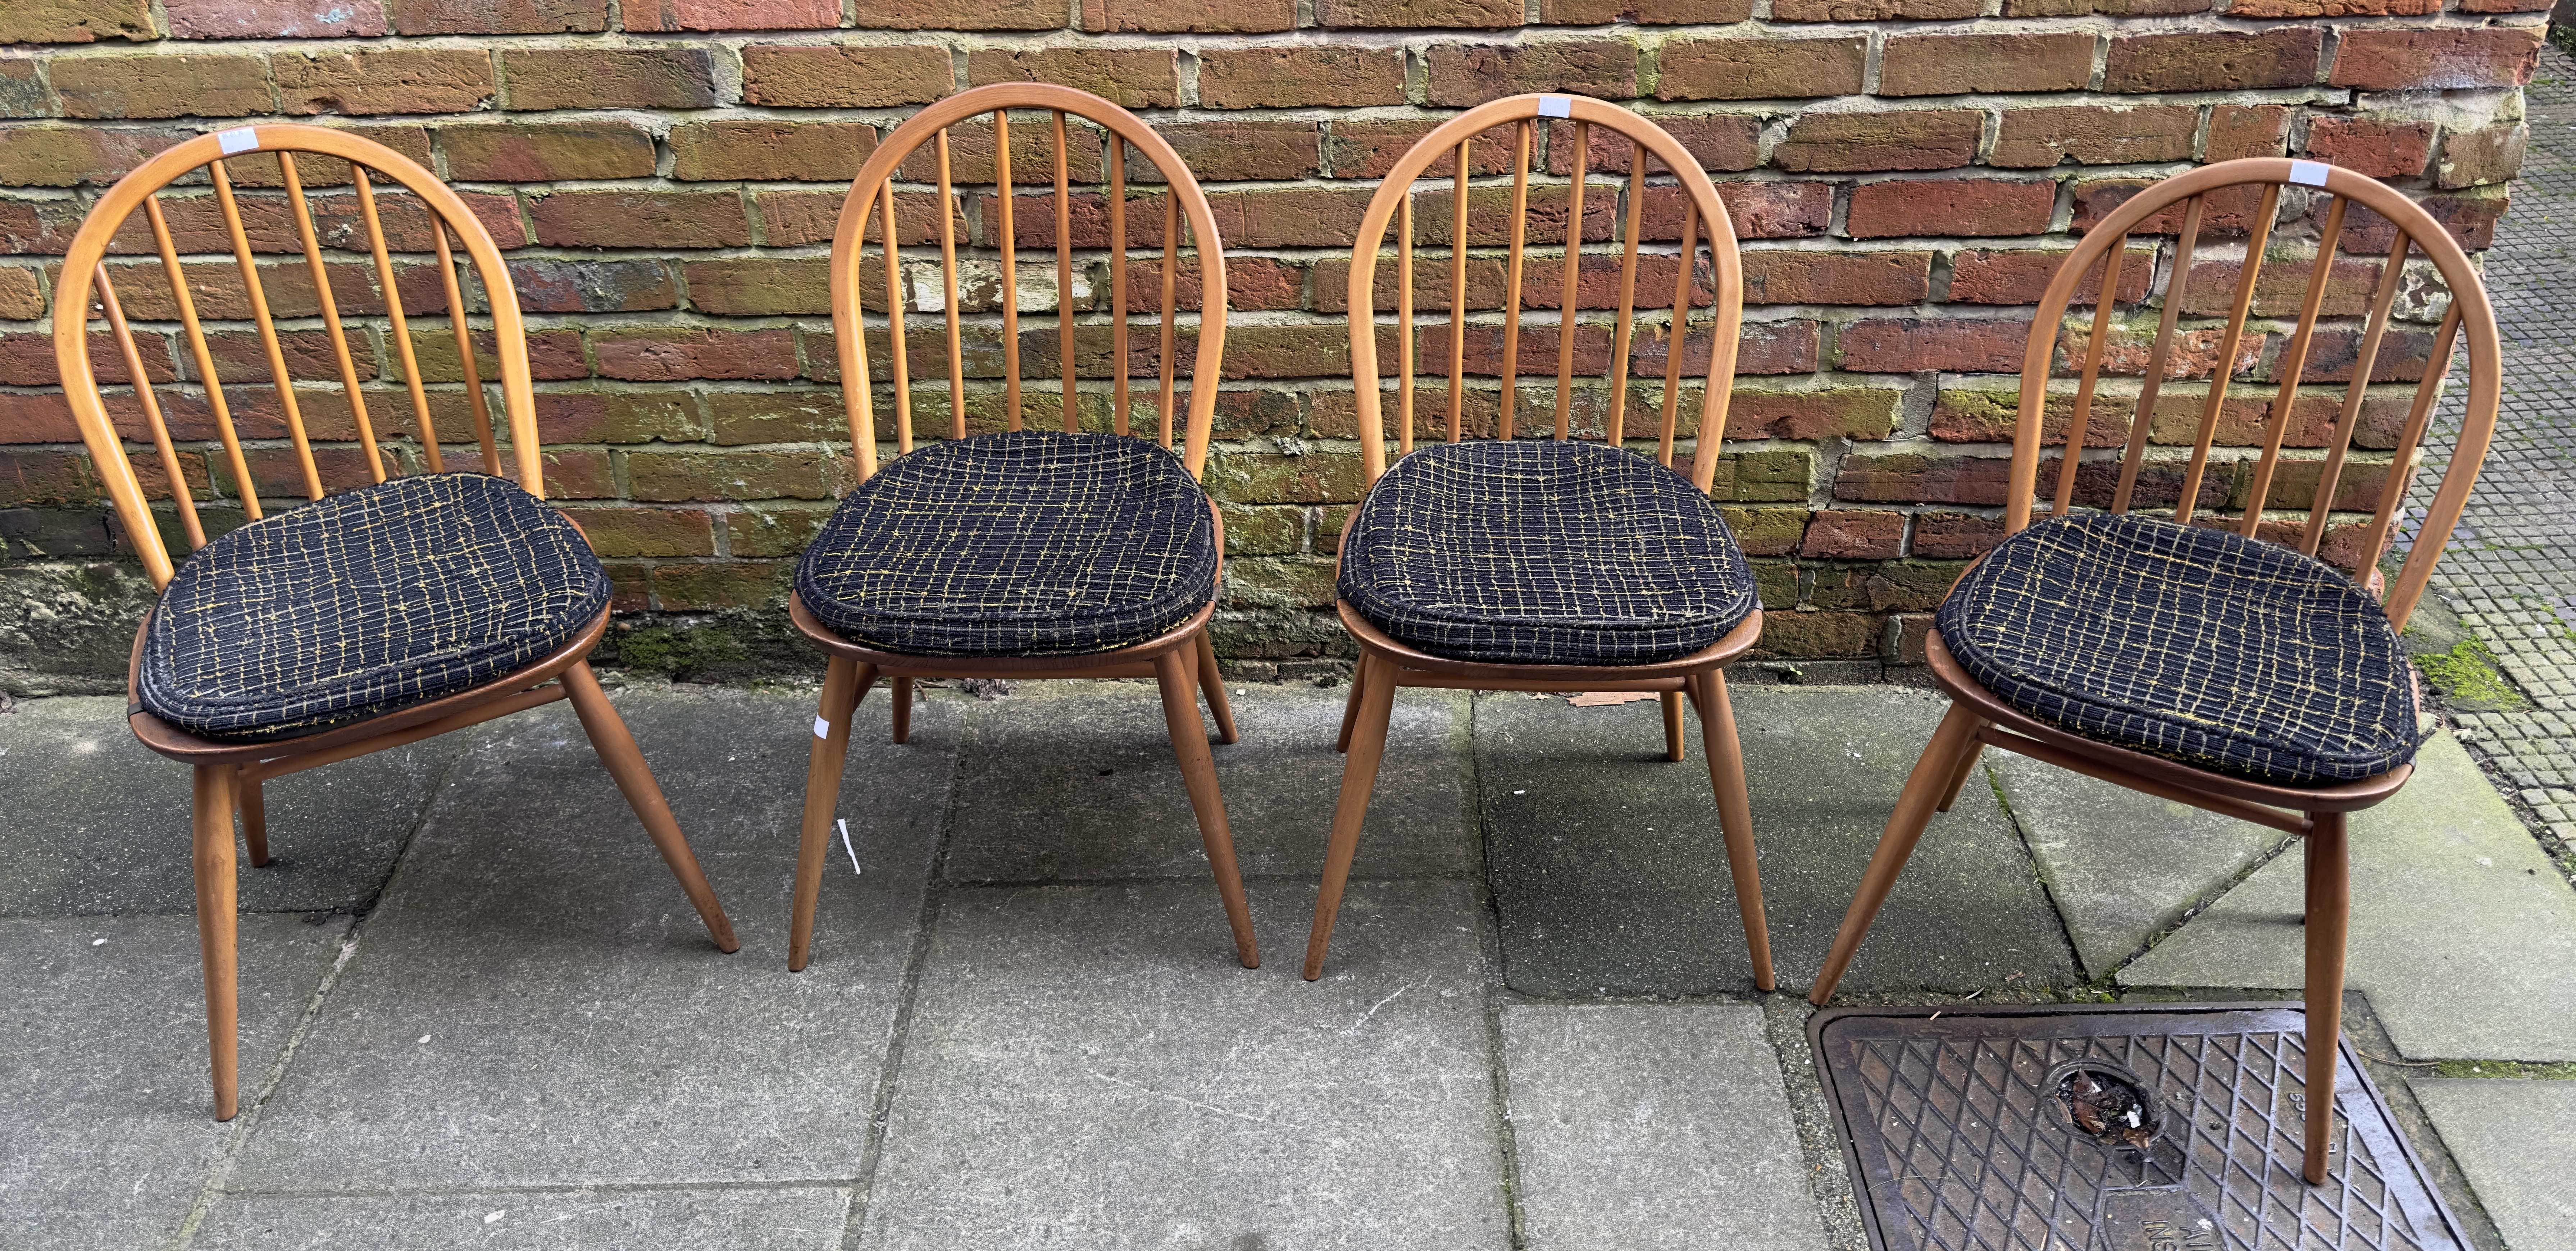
[2358,1050,2441,1068]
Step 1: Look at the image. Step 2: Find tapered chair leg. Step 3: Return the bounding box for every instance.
[791,656,877,972]
[1661,691,1687,763]
[891,676,913,745]
[1697,670,1775,991]
[192,764,240,1120]
[2302,810,2350,1185]
[1306,653,1399,980]
[1336,653,1374,754]
[236,767,269,867]
[1156,649,1259,968]
[560,661,741,955]
[1809,703,1984,1005]
[1194,630,1239,745]
[1935,743,1988,813]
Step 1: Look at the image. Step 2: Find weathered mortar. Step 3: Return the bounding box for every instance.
[0,0,2547,691]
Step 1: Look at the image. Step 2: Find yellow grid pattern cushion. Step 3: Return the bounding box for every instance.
[1337,439,1758,666]
[1937,512,2420,787]
[137,472,610,743]
[795,431,1218,657]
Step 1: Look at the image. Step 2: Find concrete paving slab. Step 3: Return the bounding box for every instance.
[1501,1004,1829,1251]
[0,913,345,1251]
[860,879,1510,1250]
[226,684,957,1191]
[941,680,1473,883]
[193,1186,854,1249]
[2121,733,2576,1060]
[1478,685,2079,997]
[2411,1078,2576,1251]
[1985,750,2292,980]
[0,695,463,917]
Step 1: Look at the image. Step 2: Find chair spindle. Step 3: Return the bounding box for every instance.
[1604,139,1645,451]
[279,152,386,485]
[1657,198,1697,469]
[144,194,259,521]
[2302,230,2412,555]
[355,169,442,474]
[1499,121,1531,441]
[1110,140,1130,438]
[2113,196,2204,514]
[1158,192,1179,449]
[936,132,966,441]
[1447,141,1469,445]
[429,220,502,477]
[1554,121,1588,439]
[1397,193,1415,457]
[995,112,1021,432]
[2050,241,2126,518]
[211,158,322,501]
[2176,183,2282,525]
[1055,111,1076,431]
[95,266,206,549]
[2242,193,2348,537]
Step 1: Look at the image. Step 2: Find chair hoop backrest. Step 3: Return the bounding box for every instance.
[2014,156,2501,631]
[1344,93,1746,493]
[51,124,539,590]
[826,83,1231,483]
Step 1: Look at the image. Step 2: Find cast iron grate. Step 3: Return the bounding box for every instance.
[1810,1004,2468,1251]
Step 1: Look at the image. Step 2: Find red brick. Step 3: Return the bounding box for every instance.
[1412,182,1617,248]
[3,195,93,254]
[2071,178,2274,237]
[1802,510,1904,559]
[1212,186,1378,248]
[528,190,752,248]
[1201,47,1407,109]
[1135,120,1319,183]
[1774,111,1980,173]
[1639,182,1835,241]
[1124,257,1306,312]
[2459,0,2550,10]
[1880,32,2094,96]
[2230,0,2432,13]
[167,0,385,36]
[1540,0,1748,19]
[1319,0,1521,26]
[1087,0,1295,31]
[683,257,832,316]
[442,120,659,182]
[857,0,1067,27]
[508,258,679,312]
[0,449,101,506]
[1,0,155,44]
[595,327,798,382]
[1657,37,1864,102]
[501,47,719,110]
[402,327,586,383]
[1547,113,1760,175]
[2104,28,2321,92]
[2206,104,2291,160]
[561,506,714,557]
[1728,387,1903,440]
[1991,105,2196,169]
[2338,189,2506,255]
[627,0,841,30]
[53,55,275,119]
[1742,251,1931,306]
[1846,180,2055,239]
[389,0,609,34]
[2331,28,2541,91]
[1328,119,1528,182]
[0,61,40,120]
[276,49,496,115]
[0,267,40,319]
[0,124,190,188]
[741,44,952,107]
[1775,0,1972,15]
[896,118,1107,184]
[0,329,176,386]
[756,188,960,247]
[2006,0,2203,11]
[671,120,876,182]
[1427,39,1639,106]
[1911,512,2004,558]
[967,49,1176,109]
[2303,117,2434,178]
[651,561,789,611]
[1834,453,2011,504]
[1839,317,2028,373]
[1947,247,2154,306]
[2437,124,2527,190]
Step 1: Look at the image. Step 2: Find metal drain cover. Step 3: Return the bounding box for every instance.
[1809,1004,2467,1251]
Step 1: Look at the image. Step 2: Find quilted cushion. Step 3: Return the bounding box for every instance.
[1937,512,2419,787]
[1337,439,1757,666]
[795,430,1218,657]
[138,472,610,743]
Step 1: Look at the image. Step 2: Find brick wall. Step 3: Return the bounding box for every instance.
[0,0,2547,689]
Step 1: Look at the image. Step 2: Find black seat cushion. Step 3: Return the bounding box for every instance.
[1937,512,2419,787]
[138,472,610,743]
[1337,439,1758,667]
[795,430,1218,657]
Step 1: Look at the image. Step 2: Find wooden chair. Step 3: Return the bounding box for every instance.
[788,84,1253,971]
[1304,94,1773,985]
[49,125,740,1121]
[1804,157,2501,1186]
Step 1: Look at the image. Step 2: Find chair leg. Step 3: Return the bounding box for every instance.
[1935,743,1988,813]
[1306,653,1399,980]
[1336,653,1374,754]
[1661,691,1687,763]
[791,656,877,972]
[890,676,913,745]
[1809,703,1984,1005]
[1697,670,1775,992]
[560,661,741,955]
[192,764,240,1121]
[1194,630,1238,746]
[1155,650,1259,968]
[236,766,269,867]
[2302,810,2350,1186]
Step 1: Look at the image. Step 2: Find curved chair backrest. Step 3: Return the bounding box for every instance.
[51,124,541,591]
[827,83,1230,482]
[1344,94,1746,490]
[2014,157,2502,631]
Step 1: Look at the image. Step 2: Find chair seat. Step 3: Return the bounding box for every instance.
[795,431,1218,657]
[1336,439,1757,667]
[1937,512,2419,787]
[138,472,610,743]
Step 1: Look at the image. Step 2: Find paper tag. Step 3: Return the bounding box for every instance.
[1538,95,1573,119]
[217,127,260,155]
[2288,159,2331,188]
[814,714,832,739]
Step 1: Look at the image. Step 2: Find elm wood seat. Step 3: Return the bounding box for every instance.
[788,83,1256,973]
[51,125,739,1122]
[1305,93,1775,986]
[1804,157,2502,1188]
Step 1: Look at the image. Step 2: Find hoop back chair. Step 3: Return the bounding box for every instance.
[1306,94,1773,984]
[1803,158,2501,1186]
[789,84,1252,971]
[51,125,741,1120]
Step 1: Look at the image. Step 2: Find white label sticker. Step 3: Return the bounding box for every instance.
[2288,159,2331,188]
[217,127,260,155]
[1538,95,1573,119]
[814,715,832,739]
